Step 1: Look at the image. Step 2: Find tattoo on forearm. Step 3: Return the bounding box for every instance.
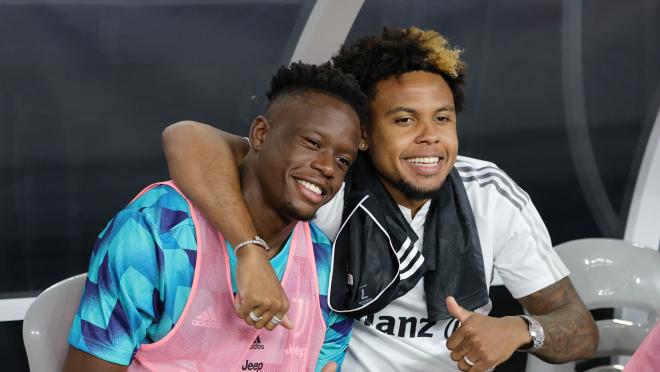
[519,278,598,363]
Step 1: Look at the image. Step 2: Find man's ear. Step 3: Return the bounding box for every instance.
[359,126,369,151]
[248,116,270,153]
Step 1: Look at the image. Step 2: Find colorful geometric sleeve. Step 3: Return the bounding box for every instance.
[67,185,197,365]
[309,224,354,372]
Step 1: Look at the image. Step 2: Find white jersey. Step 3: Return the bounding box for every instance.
[314,155,569,371]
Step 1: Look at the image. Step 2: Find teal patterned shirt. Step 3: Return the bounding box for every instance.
[68,184,352,370]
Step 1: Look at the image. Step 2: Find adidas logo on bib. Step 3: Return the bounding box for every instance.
[191,306,222,329]
[249,336,264,350]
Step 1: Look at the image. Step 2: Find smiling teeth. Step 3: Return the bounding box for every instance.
[408,157,440,165]
[297,179,322,195]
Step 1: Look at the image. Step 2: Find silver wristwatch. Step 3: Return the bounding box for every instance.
[518,315,544,352]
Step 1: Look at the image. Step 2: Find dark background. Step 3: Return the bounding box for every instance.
[2,0,658,370]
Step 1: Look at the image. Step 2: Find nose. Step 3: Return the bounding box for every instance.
[310,149,335,179]
[415,120,441,145]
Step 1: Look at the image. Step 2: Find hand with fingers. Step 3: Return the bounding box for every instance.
[445,296,532,372]
[234,246,295,331]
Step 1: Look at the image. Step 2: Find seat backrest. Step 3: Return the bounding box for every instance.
[557,238,660,317]
[526,238,660,372]
[556,238,660,357]
[23,274,86,372]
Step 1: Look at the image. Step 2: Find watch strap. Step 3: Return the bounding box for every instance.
[518,315,545,352]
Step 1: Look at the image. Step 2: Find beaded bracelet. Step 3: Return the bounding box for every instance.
[234,236,270,255]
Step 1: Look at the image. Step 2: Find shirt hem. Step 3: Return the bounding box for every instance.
[507,271,570,299]
[68,330,133,366]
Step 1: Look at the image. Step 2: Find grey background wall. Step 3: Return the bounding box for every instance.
[1,0,658,370]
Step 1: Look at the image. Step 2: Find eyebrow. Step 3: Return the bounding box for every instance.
[385,105,455,115]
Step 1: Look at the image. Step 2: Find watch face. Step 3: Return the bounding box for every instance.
[518,315,544,352]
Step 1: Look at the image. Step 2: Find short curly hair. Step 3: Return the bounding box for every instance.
[332,27,466,115]
[266,61,367,123]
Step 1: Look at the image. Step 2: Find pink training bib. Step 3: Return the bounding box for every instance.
[127,181,326,372]
[624,322,660,372]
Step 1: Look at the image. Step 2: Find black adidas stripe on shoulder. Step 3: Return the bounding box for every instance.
[455,162,529,211]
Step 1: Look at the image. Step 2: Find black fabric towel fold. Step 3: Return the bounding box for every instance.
[328,154,490,321]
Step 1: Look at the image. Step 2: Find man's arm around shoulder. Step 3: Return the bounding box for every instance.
[162,121,292,327]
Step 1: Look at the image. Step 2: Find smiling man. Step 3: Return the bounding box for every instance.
[63,62,364,372]
[161,28,598,371]
[361,70,458,207]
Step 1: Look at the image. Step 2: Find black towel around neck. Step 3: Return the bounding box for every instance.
[328,155,490,321]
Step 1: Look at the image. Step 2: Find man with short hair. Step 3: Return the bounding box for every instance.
[64,62,365,372]
[161,28,598,371]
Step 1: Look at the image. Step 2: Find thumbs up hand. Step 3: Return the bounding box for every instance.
[447,295,473,322]
[445,296,532,371]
